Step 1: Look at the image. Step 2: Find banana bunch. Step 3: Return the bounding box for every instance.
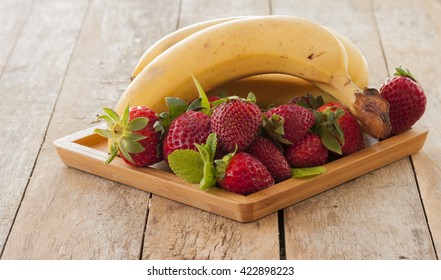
[118,15,390,138]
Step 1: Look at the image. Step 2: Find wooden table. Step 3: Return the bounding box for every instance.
[1,0,440,260]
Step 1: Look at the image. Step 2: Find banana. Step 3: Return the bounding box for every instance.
[207,74,337,107]
[130,17,243,81]
[130,16,369,89]
[116,16,390,138]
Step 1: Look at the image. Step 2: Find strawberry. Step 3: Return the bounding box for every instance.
[168,133,274,195]
[162,110,211,163]
[94,105,162,167]
[264,104,315,145]
[316,102,365,156]
[211,98,262,152]
[208,95,221,103]
[284,132,328,168]
[247,136,291,183]
[217,152,274,195]
[379,67,426,136]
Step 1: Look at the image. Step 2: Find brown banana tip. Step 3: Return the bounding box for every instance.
[353,88,391,139]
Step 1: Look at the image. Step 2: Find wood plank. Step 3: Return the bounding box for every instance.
[141,0,281,260]
[1,0,180,259]
[178,0,270,26]
[0,0,89,257]
[373,0,441,258]
[272,0,436,259]
[0,0,34,74]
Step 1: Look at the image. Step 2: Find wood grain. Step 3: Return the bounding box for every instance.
[141,0,281,260]
[0,0,89,256]
[1,0,439,260]
[373,0,441,258]
[0,0,34,74]
[272,0,436,259]
[1,0,180,259]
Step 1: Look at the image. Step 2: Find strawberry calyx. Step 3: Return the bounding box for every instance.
[209,92,257,109]
[154,75,212,135]
[289,93,325,110]
[312,106,345,155]
[94,104,149,164]
[394,66,418,83]
[154,97,188,136]
[261,114,293,145]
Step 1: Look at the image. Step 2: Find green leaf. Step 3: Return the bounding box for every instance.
[165,97,188,121]
[191,74,211,115]
[205,133,217,162]
[96,114,115,128]
[105,144,119,164]
[394,66,418,82]
[214,148,236,180]
[219,90,228,98]
[291,166,326,178]
[122,139,145,154]
[195,143,210,163]
[187,98,202,111]
[121,104,130,126]
[193,133,219,190]
[102,107,120,122]
[94,128,113,139]
[127,117,149,131]
[118,142,134,164]
[156,98,188,132]
[295,98,310,108]
[246,92,257,103]
[262,114,293,145]
[125,132,146,142]
[154,115,167,134]
[318,124,342,155]
[200,162,216,190]
[168,150,204,183]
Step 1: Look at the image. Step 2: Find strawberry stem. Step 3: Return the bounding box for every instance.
[394,66,418,82]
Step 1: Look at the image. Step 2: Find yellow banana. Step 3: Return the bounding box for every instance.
[130,16,369,89]
[116,16,390,138]
[207,74,337,107]
[130,17,243,81]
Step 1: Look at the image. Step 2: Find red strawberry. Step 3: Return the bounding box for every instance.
[264,104,315,144]
[208,95,221,103]
[247,136,291,183]
[379,67,426,136]
[285,132,328,168]
[162,110,211,163]
[94,105,162,167]
[317,102,365,156]
[211,99,262,152]
[217,152,274,195]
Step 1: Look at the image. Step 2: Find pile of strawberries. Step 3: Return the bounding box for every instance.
[95,67,426,196]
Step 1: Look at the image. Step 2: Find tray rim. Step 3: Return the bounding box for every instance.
[54,125,429,222]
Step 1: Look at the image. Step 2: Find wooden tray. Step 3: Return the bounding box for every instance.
[54,125,428,222]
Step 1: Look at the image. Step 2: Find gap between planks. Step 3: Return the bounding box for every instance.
[0,0,93,259]
[410,157,439,259]
[370,0,438,259]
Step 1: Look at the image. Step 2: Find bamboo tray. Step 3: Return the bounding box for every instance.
[54,125,428,222]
